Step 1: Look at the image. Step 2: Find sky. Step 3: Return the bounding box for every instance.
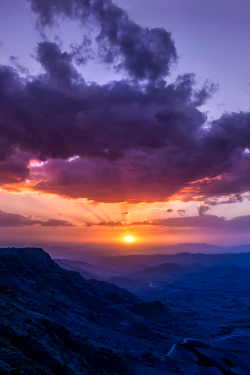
[1,0,250,247]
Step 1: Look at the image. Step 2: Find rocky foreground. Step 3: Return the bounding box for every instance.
[0,248,249,374]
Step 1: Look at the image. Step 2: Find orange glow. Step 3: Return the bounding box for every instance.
[1,187,241,246]
[29,160,45,168]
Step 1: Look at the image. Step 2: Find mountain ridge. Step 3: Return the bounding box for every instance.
[0,247,180,374]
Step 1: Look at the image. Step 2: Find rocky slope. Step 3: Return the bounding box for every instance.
[0,248,177,374]
[1,248,249,375]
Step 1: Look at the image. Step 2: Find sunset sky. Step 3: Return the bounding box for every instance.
[1,0,250,247]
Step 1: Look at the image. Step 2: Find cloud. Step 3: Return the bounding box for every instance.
[86,220,123,228]
[166,209,173,213]
[85,214,250,233]
[0,52,215,195]
[177,209,186,217]
[9,56,30,76]
[0,148,30,185]
[205,194,244,206]
[0,210,74,227]
[40,219,75,227]
[36,41,81,88]
[27,0,177,81]
[122,212,130,216]
[197,204,210,216]
[0,0,249,205]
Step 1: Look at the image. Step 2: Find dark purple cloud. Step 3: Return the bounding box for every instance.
[40,219,75,227]
[86,220,123,227]
[27,0,177,81]
[85,214,250,232]
[0,210,74,227]
[0,0,249,204]
[205,194,243,206]
[0,47,247,203]
[191,151,250,200]
[0,150,30,185]
[166,209,173,213]
[197,204,210,216]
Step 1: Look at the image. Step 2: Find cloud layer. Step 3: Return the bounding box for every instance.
[85,214,250,233]
[0,210,74,227]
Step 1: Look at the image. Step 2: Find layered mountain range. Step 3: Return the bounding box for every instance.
[1,247,250,374]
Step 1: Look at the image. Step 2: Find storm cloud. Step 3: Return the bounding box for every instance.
[28,0,177,81]
[0,0,249,204]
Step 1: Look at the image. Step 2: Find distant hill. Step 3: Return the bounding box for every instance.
[56,259,101,273]
[54,259,102,280]
[89,279,138,302]
[139,263,185,276]
[101,247,250,269]
[147,243,250,255]
[41,244,116,264]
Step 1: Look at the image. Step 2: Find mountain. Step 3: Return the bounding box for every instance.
[54,259,102,280]
[129,301,176,321]
[101,249,250,269]
[55,259,101,273]
[1,247,250,374]
[41,245,117,264]
[88,279,138,302]
[147,243,250,254]
[107,277,141,287]
[0,247,182,375]
[139,263,185,276]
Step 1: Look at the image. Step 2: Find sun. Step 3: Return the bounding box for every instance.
[124,235,134,243]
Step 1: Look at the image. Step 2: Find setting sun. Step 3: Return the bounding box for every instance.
[124,235,134,243]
